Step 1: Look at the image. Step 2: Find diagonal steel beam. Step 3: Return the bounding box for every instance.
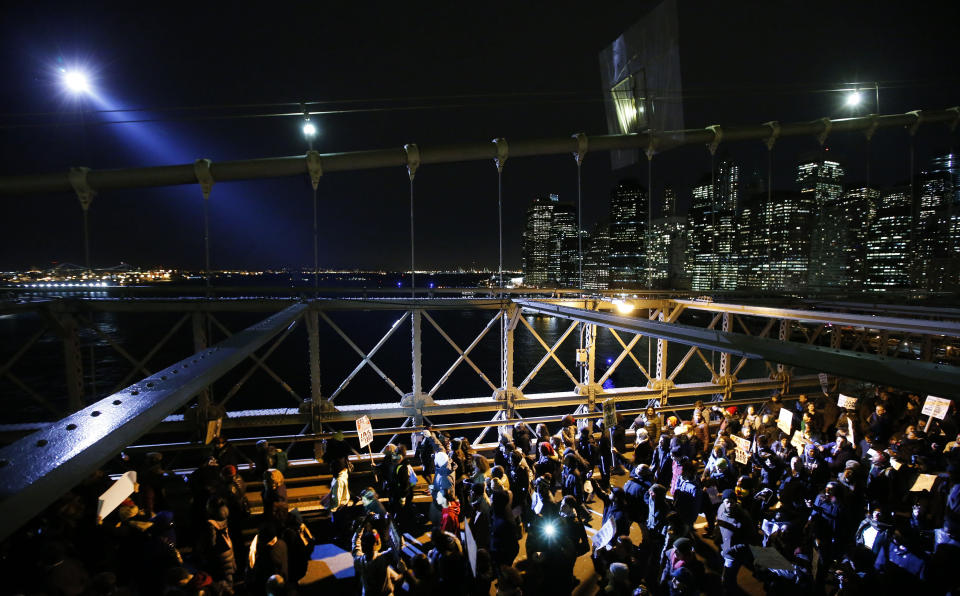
[208,314,302,403]
[0,326,48,380]
[517,317,580,391]
[4,372,62,417]
[423,310,500,396]
[85,320,152,378]
[111,314,191,393]
[597,331,644,385]
[668,313,722,382]
[218,319,302,407]
[0,303,307,542]
[322,311,407,400]
[609,329,653,383]
[515,300,960,398]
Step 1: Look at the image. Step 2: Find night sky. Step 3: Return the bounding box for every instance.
[1,2,958,271]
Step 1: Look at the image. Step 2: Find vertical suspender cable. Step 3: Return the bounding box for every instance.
[572,134,587,292]
[405,144,420,300]
[494,138,508,294]
[647,153,653,289]
[410,177,415,298]
[313,185,319,289]
[203,197,211,290]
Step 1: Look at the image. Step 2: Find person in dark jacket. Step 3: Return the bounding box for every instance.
[717,489,755,593]
[489,490,519,569]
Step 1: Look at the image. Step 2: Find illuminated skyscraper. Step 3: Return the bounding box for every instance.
[551,201,579,287]
[804,156,846,289]
[522,194,557,286]
[687,162,738,291]
[608,179,647,288]
[737,190,815,290]
[866,188,913,291]
[648,215,688,289]
[915,156,958,291]
[662,186,677,217]
[583,223,610,290]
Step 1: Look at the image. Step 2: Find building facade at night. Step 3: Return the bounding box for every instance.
[582,223,610,290]
[866,188,913,291]
[521,194,558,287]
[608,179,646,288]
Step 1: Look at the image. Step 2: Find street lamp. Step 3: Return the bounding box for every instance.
[302,121,317,139]
[62,70,90,94]
[845,90,862,107]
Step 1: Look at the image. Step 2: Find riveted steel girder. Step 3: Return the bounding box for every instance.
[0,303,306,542]
[516,300,960,398]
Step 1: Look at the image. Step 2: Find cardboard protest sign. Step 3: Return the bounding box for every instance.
[818,373,829,395]
[921,396,951,420]
[837,394,858,410]
[777,408,793,434]
[734,448,750,465]
[731,435,751,453]
[790,431,808,450]
[97,471,137,521]
[464,521,478,575]
[910,474,939,492]
[591,518,616,550]
[602,399,617,428]
[356,415,374,448]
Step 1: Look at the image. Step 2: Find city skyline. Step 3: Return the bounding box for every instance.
[1,3,958,272]
[521,150,959,293]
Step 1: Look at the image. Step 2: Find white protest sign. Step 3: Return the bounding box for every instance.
[837,394,858,410]
[734,448,750,465]
[777,408,793,434]
[890,458,902,471]
[910,473,939,492]
[464,520,478,576]
[921,396,952,420]
[818,373,829,395]
[790,431,808,450]
[97,471,137,521]
[591,517,616,550]
[732,435,751,453]
[356,415,374,448]
[532,492,544,515]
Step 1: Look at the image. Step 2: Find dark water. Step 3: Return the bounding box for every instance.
[0,274,765,426]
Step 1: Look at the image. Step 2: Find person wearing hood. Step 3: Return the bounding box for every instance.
[199,497,237,586]
[701,456,734,537]
[416,429,438,483]
[624,463,654,526]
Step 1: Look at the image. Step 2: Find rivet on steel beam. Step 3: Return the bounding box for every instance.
[68,167,95,211]
[193,159,214,200]
[306,150,323,190]
[706,125,722,155]
[493,138,508,172]
[762,121,780,151]
[404,143,420,181]
[816,117,832,146]
[572,133,588,166]
[907,110,923,136]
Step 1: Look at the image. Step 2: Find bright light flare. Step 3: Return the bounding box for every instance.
[62,69,90,94]
[542,522,556,537]
[845,91,862,107]
[612,299,635,314]
[302,121,317,138]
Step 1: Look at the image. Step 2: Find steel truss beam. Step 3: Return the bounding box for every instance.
[673,299,960,339]
[1,109,956,195]
[0,304,307,542]
[516,300,960,398]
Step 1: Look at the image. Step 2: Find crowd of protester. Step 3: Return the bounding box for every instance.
[3,388,959,596]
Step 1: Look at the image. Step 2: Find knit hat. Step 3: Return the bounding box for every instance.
[721,489,736,501]
[673,537,694,553]
[635,428,649,443]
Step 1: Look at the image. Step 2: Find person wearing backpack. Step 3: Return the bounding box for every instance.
[390,445,416,528]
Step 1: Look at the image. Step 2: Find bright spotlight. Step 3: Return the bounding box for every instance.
[542,522,556,537]
[63,70,90,94]
[612,299,635,314]
[845,91,862,107]
[302,121,317,138]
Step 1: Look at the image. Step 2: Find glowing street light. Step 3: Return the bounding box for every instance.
[845,90,862,107]
[611,298,635,314]
[302,120,317,139]
[62,69,90,94]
